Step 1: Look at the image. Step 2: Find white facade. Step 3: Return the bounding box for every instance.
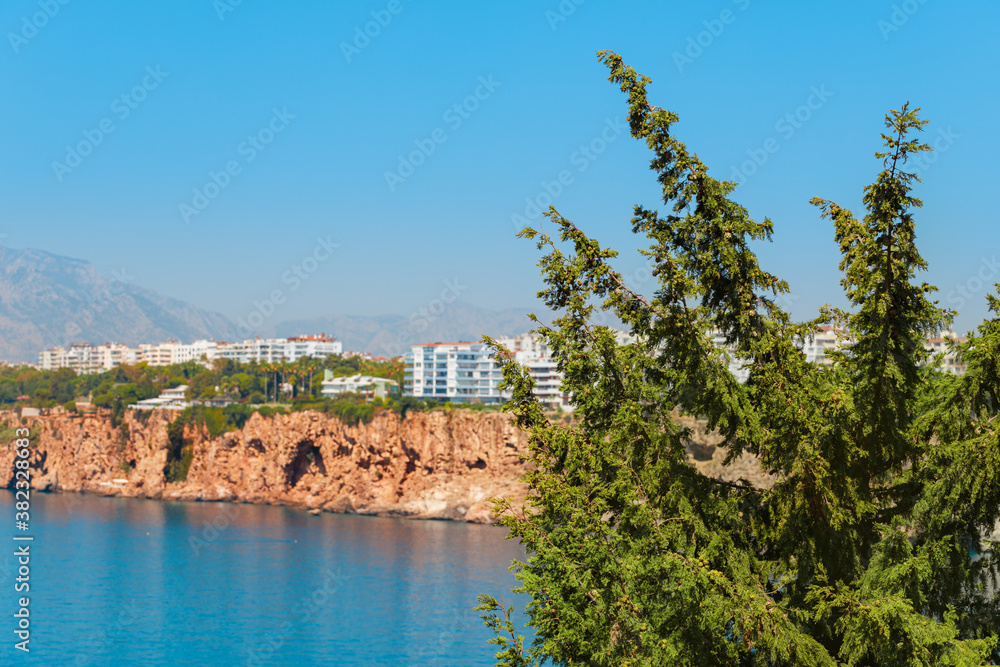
[136,342,181,366]
[719,325,967,378]
[320,371,398,399]
[38,342,136,374]
[134,340,220,366]
[127,385,189,411]
[174,340,221,364]
[513,351,570,410]
[404,341,507,404]
[710,331,751,384]
[925,331,966,375]
[495,332,572,410]
[219,337,343,364]
[38,335,342,373]
[403,333,573,409]
[713,326,846,382]
[798,325,847,365]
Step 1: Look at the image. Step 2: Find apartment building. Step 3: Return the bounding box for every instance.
[713,323,970,382]
[404,341,507,404]
[402,333,574,409]
[218,335,342,364]
[796,326,966,375]
[796,325,847,365]
[38,342,137,374]
[709,331,751,384]
[497,332,574,410]
[137,339,222,365]
[924,331,966,375]
[37,334,343,374]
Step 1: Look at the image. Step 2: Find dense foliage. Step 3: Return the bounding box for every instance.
[0,354,404,421]
[478,52,1000,666]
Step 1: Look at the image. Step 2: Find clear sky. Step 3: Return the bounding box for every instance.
[2,0,997,334]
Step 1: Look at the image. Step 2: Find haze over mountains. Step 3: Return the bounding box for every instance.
[0,246,238,363]
[0,247,543,363]
[276,302,551,358]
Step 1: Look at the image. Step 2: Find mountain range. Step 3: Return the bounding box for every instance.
[0,246,545,363]
[276,302,551,357]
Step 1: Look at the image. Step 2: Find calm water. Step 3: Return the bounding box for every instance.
[0,491,529,666]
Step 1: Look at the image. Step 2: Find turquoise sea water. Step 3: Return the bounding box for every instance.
[0,491,528,666]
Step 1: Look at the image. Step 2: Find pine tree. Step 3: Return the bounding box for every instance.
[477,51,1000,666]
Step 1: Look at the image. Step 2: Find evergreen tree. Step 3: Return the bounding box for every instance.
[477,51,1000,666]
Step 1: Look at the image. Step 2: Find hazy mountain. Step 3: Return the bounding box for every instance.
[0,245,554,364]
[0,246,237,363]
[275,301,552,357]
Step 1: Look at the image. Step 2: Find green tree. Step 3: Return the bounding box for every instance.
[478,52,1000,666]
[187,369,218,399]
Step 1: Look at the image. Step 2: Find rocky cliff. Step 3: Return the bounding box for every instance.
[0,408,780,524]
[0,409,530,523]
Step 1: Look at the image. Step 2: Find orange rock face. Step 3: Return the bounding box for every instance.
[0,409,530,524]
[0,408,779,523]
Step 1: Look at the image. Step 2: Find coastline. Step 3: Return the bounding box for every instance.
[1,408,530,524]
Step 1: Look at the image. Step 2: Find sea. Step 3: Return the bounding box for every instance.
[0,491,530,666]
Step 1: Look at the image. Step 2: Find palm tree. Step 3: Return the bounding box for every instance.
[262,363,273,403]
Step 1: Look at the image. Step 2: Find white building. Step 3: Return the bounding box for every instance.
[402,333,574,409]
[38,342,137,374]
[721,325,967,378]
[38,334,343,373]
[404,341,507,404]
[713,325,849,380]
[38,346,66,371]
[925,331,966,375]
[219,335,342,364]
[136,342,181,366]
[137,339,221,365]
[798,325,847,365]
[710,331,752,384]
[128,385,189,411]
[320,371,397,399]
[495,333,573,410]
[512,350,570,410]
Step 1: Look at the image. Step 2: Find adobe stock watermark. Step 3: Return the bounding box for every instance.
[245,567,348,666]
[414,605,478,667]
[946,255,999,310]
[7,0,72,54]
[235,236,340,337]
[878,0,930,40]
[584,257,658,330]
[340,0,405,62]
[510,117,627,232]
[377,278,467,357]
[728,85,833,186]
[178,107,295,223]
[545,0,585,30]
[214,0,244,21]
[909,125,959,179]
[69,600,140,667]
[52,66,169,183]
[673,0,751,74]
[773,291,801,313]
[189,503,241,555]
[384,75,501,192]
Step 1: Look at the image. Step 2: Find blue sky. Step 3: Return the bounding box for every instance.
[2,0,997,335]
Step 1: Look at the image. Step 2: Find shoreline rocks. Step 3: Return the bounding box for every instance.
[1,409,530,524]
